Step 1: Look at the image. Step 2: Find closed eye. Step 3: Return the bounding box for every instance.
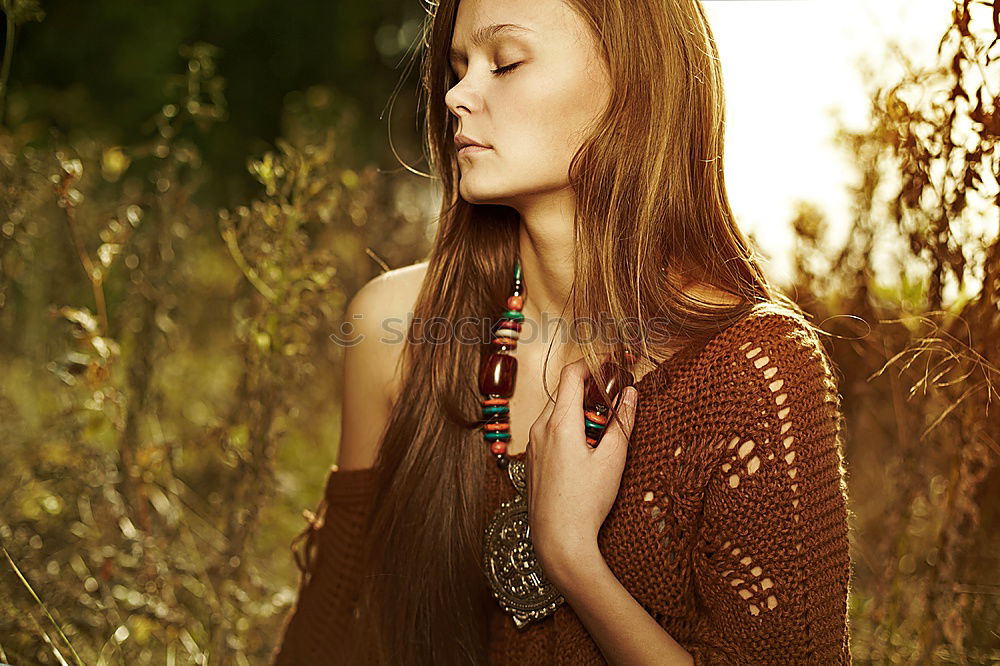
[448,62,521,85]
[491,62,521,76]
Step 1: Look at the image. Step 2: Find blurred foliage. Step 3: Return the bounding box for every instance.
[2,0,427,206]
[0,0,998,664]
[0,32,428,665]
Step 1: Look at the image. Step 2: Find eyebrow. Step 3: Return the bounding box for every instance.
[448,23,533,61]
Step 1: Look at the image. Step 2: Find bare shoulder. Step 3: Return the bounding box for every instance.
[349,261,428,332]
[336,260,429,470]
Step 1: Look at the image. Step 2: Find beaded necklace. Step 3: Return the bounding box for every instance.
[479,255,634,628]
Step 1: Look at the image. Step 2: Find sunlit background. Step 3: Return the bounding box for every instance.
[706,0,955,285]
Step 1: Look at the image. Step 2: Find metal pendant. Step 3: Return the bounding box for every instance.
[482,458,565,629]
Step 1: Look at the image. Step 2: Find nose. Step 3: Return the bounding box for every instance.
[445,77,480,119]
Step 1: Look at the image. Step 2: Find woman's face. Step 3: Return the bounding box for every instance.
[445,0,611,208]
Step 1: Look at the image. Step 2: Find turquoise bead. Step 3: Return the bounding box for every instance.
[501,310,524,322]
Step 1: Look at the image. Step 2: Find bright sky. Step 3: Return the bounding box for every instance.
[703,0,956,286]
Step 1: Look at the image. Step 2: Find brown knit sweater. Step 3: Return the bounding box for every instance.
[271,302,853,665]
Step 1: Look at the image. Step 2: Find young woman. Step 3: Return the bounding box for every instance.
[273,0,852,664]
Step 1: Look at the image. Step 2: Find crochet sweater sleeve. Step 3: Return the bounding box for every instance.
[680,313,852,664]
[270,465,376,666]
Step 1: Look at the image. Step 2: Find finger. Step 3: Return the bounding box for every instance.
[533,388,557,432]
[524,440,531,494]
[549,356,590,432]
[551,352,615,427]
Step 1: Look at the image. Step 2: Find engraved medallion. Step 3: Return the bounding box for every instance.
[482,458,565,628]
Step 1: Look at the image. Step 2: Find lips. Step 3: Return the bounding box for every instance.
[455,133,490,152]
[458,144,491,156]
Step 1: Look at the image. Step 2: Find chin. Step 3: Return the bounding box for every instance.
[458,182,511,206]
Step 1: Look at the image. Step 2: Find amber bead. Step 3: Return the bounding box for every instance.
[479,352,517,397]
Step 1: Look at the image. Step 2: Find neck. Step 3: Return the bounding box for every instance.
[508,194,734,366]
[513,193,581,357]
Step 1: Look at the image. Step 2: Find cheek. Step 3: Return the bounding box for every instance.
[514,69,606,160]
[564,66,610,143]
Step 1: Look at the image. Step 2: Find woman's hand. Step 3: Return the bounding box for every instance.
[525,354,639,588]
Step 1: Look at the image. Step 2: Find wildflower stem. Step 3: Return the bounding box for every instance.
[62,197,110,335]
[1,546,86,666]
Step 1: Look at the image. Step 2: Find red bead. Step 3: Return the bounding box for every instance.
[584,360,635,408]
[482,397,509,406]
[507,295,523,311]
[479,352,517,397]
[484,422,510,432]
[491,441,508,454]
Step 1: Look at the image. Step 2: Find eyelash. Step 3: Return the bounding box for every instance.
[491,62,520,77]
[451,62,521,81]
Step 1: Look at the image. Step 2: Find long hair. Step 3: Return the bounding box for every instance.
[351,0,809,663]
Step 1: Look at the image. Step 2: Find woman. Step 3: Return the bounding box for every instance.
[272,0,852,663]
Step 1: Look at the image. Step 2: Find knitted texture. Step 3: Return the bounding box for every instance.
[272,302,853,665]
[271,466,376,665]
